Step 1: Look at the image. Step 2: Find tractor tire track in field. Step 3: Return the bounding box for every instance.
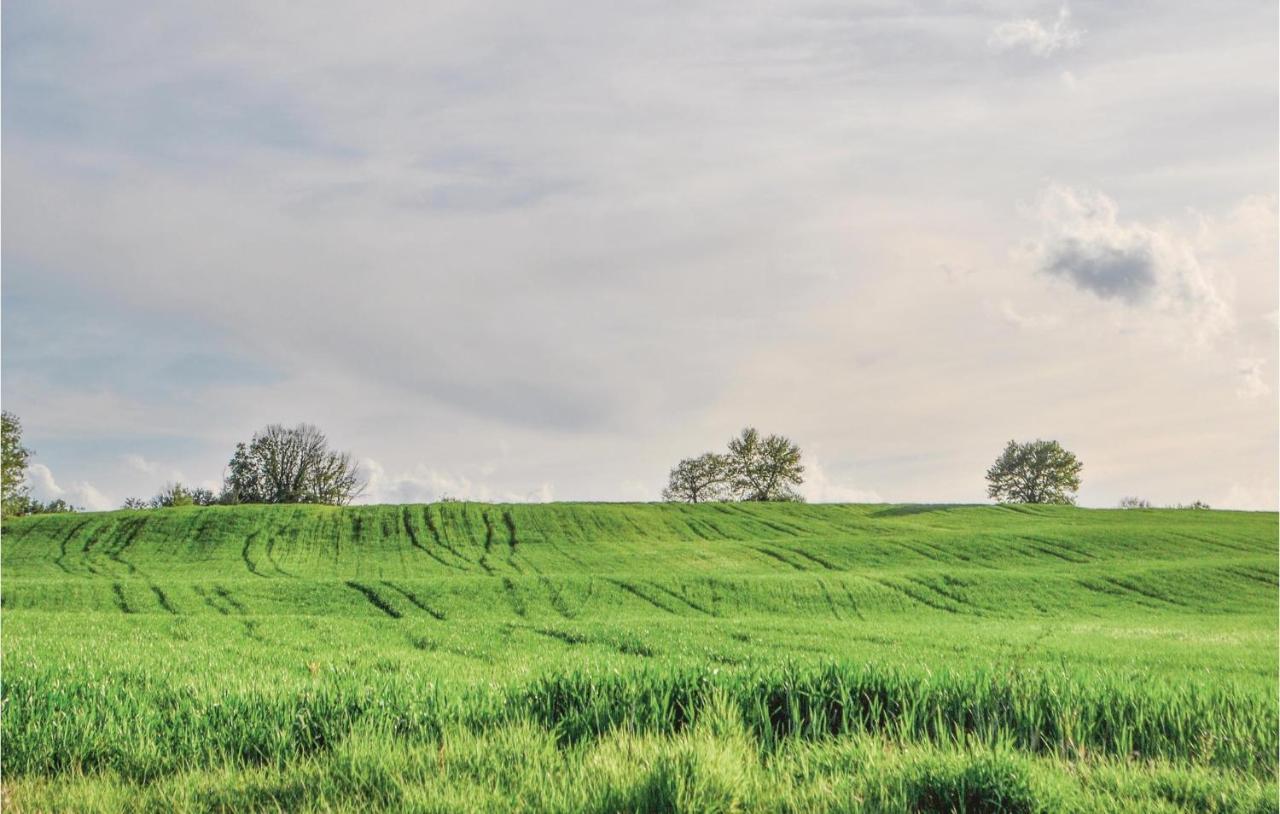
[529,511,588,568]
[837,579,868,621]
[478,512,498,575]
[537,572,575,618]
[750,545,808,571]
[241,531,267,577]
[53,518,94,575]
[1074,578,1166,611]
[192,585,231,615]
[111,583,134,614]
[264,531,293,577]
[752,516,810,538]
[103,516,147,576]
[1021,535,1092,564]
[212,585,248,615]
[150,585,178,614]
[458,506,490,555]
[425,506,476,568]
[1224,566,1277,586]
[817,579,842,620]
[78,520,123,577]
[524,625,656,659]
[529,626,589,648]
[380,581,446,620]
[203,585,265,640]
[787,545,839,570]
[607,579,678,615]
[502,577,527,617]
[869,577,962,614]
[345,581,402,618]
[505,528,575,618]
[675,506,715,541]
[892,538,961,566]
[1166,529,1256,556]
[502,511,524,574]
[404,507,469,573]
[647,581,716,616]
[905,576,989,616]
[1101,576,1192,609]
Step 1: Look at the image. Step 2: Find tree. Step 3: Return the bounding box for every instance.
[26,498,79,515]
[1118,496,1151,509]
[985,439,1082,505]
[221,423,364,505]
[726,427,805,502]
[663,453,732,503]
[2,411,33,517]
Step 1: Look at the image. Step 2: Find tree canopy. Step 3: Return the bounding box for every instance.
[727,427,805,502]
[663,427,805,503]
[222,423,364,505]
[985,439,1082,505]
[662,453,732,503]
[2,412,32,517]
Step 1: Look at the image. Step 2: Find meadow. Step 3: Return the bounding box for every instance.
[2,502,1276,812]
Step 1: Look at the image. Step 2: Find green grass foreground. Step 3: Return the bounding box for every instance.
[3,502,1277,811]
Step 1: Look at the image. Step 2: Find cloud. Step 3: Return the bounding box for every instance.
[26,463,113,511]
[1236,357,1270,400]
[1032,184,1231,340]
[1,2,1274,512]
[122,454,220,494]
[997,299,1062,330]
[988,6,1083,57]
[1043,239,1157,304]
[360,459,553,504]
[801,456,881,504]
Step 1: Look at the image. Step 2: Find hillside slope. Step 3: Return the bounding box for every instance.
[4,503,1277,810]
[4,502,1275,621]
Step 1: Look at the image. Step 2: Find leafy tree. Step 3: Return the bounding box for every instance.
[726,427,805,502]
[150,482,194,508]
[2,411,33,517]
[26,498,79,515]
[122,497,150,510]
[1118,496,1151,509]
[189,487,219,506]
[985,439,1082,505]
[662,453,732,503]
[221,423,364,505]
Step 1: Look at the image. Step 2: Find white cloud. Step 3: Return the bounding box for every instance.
[123,453,188,482]
[1032,184,1232,342]
[1236,357,1270,400]
[1216,482,1278,511]
[26,463,113,511]
[988,6,1083,57]
[360,459,553,505]
[997,299,1061,330]
[801,456,881,504]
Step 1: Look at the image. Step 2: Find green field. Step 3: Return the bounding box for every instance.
[2,502,1276,812]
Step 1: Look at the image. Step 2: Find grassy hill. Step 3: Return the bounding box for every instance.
[3,503,1277,812]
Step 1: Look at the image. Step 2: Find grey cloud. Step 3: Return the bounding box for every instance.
[1031,184,1231,340]
[1041,237,1157,304]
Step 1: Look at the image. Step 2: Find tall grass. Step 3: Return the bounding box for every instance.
[3,502,1276,810]
[6,660,1274,780]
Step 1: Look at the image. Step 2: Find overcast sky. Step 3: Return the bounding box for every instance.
[3,1,1276,511]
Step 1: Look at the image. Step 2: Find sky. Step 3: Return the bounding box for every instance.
[2,1,1276,511]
